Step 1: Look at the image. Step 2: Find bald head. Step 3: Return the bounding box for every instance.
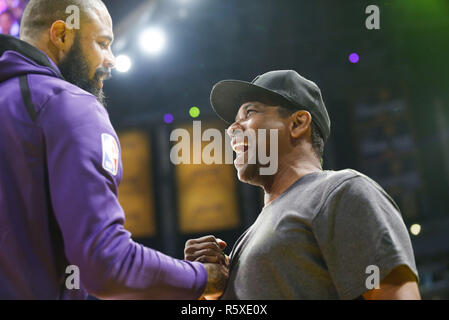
[20,0,107,39]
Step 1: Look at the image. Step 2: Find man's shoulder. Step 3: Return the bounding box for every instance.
[316,169,397,214]
[321,168,360,185]
[301,169,388,212]
[26,74,107,126]
[320,169,384,197]
[276,169,374,218]
[27,73,101,114]
[307,169,365,199]
[328,168,386,191]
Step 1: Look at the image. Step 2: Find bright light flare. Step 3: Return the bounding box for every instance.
[116,55,132,73]
[139,28,166,54]
[410,224,421,236]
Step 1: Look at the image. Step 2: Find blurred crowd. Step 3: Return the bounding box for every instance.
[0,0,27,36]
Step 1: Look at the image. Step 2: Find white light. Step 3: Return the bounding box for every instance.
[410,224,421,236]
[116,55,132,73]
[139,28,166,54]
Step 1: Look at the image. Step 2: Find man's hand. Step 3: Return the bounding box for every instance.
[184,235,229,266]
[202,262,229,299]
[184,235,229,299]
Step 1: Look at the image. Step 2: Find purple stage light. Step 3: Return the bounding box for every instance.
[349,53,359,63]
[163,113,174,124]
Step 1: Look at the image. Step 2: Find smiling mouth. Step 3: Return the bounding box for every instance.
[233,141,250,167]
[232,141,248,154]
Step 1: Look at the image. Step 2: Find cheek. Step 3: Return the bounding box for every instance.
[248,117,286,151]
[266,122,290,153]
[84,42,104,76]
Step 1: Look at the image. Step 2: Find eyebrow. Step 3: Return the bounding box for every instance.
[235,103,258,122]
[98,35,114,43]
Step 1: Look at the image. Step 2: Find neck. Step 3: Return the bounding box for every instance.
[262,156,322,207]
[21,36,59,66]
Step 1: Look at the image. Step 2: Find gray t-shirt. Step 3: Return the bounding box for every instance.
[221,169,419,300]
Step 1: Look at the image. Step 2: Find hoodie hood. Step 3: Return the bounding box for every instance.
[0,34,64,83]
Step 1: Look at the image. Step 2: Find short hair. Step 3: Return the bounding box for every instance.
[20,0,105,39]
[277,106,325,159]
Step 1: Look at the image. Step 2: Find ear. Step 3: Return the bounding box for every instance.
[48,20,75,59]
[289,110,312,139]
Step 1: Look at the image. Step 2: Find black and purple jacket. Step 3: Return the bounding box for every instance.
[0,35,206,299]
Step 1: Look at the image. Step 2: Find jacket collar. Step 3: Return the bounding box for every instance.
[0,34,64,80]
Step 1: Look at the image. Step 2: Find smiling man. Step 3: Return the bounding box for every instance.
[184,70,421,300]
[0,0,227,299]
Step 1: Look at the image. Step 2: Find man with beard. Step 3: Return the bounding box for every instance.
[184,70,421,300]
[0,0,228,299]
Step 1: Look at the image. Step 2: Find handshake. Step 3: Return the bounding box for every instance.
[184,235,230,300]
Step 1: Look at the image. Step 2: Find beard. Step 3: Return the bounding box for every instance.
[57,35,110,107]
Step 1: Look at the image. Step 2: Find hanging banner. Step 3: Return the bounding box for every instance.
[118,130,156,237]
[173,121,240,234]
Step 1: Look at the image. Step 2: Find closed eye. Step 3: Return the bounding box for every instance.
[98,42,109,49]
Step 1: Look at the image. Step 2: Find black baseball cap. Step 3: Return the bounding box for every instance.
[210,70,331,142]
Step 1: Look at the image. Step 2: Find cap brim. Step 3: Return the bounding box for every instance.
[210,80,295,124]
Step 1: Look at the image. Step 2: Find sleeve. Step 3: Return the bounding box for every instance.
[39,91,207,299]
[311,175,419,300]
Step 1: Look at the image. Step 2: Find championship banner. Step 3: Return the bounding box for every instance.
[173,121,240,234]
[117,130,156,237]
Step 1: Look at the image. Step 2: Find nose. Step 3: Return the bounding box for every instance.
[104,47,116,70]
[227,121,243,138]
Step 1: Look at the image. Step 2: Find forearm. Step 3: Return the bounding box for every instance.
[73,224,208,299]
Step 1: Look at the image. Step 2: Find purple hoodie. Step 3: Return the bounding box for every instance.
[0,35,207,299]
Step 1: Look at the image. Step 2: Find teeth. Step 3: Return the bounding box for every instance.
[232,142,248,153]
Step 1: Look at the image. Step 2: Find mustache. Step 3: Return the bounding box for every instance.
[94,67,112,81]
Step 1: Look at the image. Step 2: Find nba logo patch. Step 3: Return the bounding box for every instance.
[101,133,119,176]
